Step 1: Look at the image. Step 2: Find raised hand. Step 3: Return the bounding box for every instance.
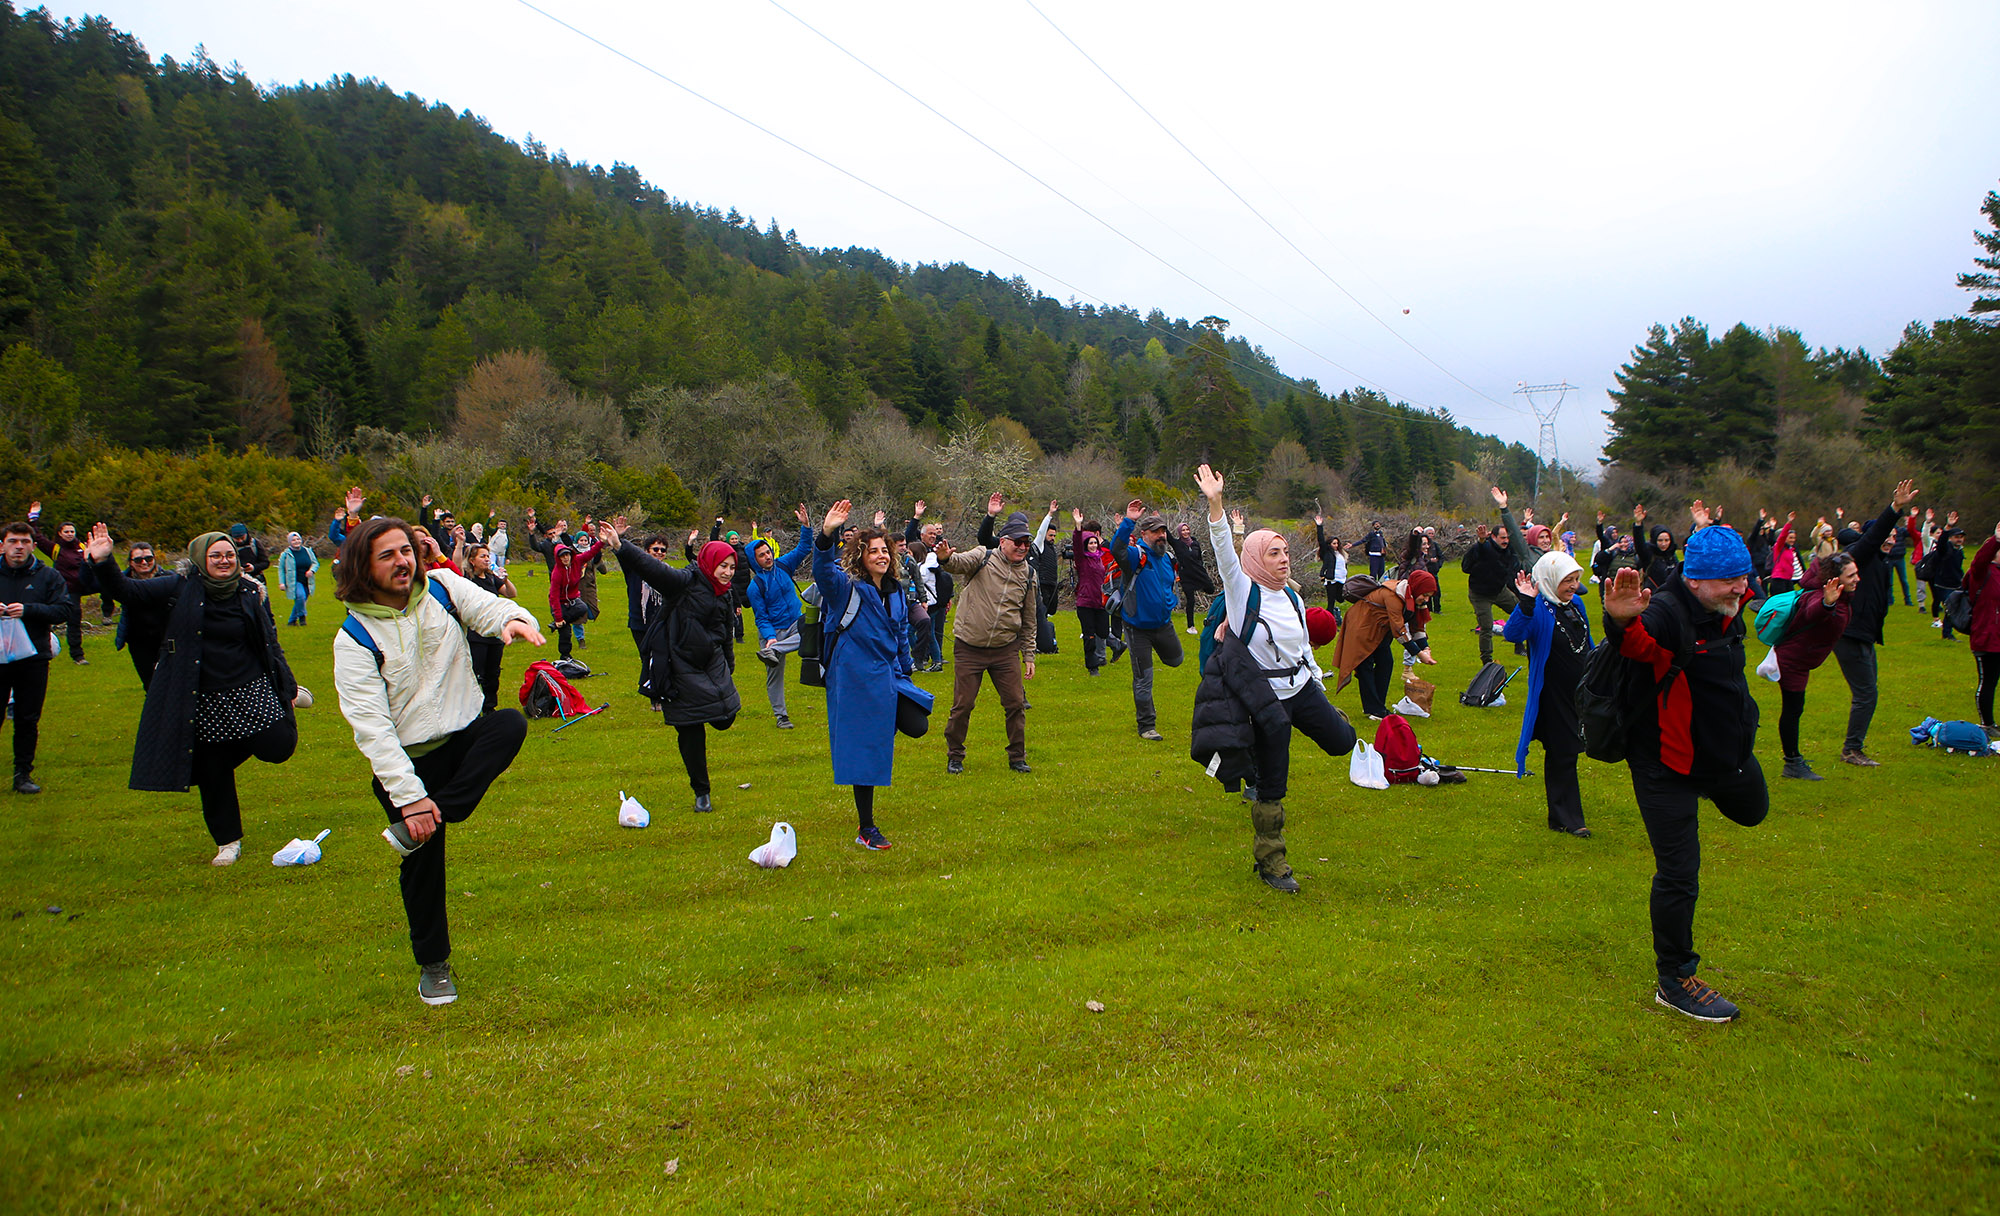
[85,522,114,563]
[1604,567,1651,624]
[1690,500,1712,530]
[612,514,629,536]
[795,503,810,525]
[932,537,955,562]
[913,500,926,518]
[1596,510,1606,524]
[1124,499,1144,521]
[594,520,619,548]
[1633,503,1647,523]
[1489,485,1508,508]
[1048,499,1059,516]
[873,509,886,528]
[344,487,366,515]
[987,491,1004,516]
[1314,513,1324,526]
[1521,508,1535,525]
[1193,463,1226,502]
[687,528,700,547]
[1947,510,1960,526]
[420,494,433,508]
[822,499,852,536]
[1513,569,1536,599]
[1229,507,1246,528]
[1070,507,1084,526]
[1892,479,1919,511]
[1786,511,1795,523]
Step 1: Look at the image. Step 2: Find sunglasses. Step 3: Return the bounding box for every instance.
[131,555,155,563]
[648,547,670,556]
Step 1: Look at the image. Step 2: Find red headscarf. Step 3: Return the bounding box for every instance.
[697,540,736,597]
[1402,569,1437,631]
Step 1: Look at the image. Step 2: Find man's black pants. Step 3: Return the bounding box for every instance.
[0,656,49,776]
[371,709,528,966]
[1628,756,1769,980]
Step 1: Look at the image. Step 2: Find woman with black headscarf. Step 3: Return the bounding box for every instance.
[88,524,300,866]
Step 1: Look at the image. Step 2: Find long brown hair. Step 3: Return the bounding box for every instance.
[336,517,421,603]
[842,527,890,582]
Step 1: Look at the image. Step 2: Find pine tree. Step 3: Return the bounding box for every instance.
[1161,323,1256,474]
[1958,186,2000,315]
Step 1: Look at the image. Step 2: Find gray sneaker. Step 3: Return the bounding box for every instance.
[418,960,457,1006]
[1781,756,1823,781]
[1138,728,1164,742]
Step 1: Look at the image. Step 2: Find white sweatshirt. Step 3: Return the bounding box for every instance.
[333,569,535,807]
[1210,515,1323,700]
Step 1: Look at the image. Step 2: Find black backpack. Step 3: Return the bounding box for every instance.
[1575,595,1693,764]
[1458,661,1517,708]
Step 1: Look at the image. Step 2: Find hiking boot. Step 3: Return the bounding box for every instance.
[1840,750,1880,768]
[774,714,795,730]
[1108,638,1127,663]
[946,758,963,775]
[756,646,780,668]
[1260,867,1300,894]
[856,824,892,851]
[1009,759,1032,774]
[1138,728,1164,741]
[1251,800,1295,892]
[419,960,458,1006]
[693,793,713,812]
[1781,756,1823,781]
[211,840,242,867]
[1654,974,1739,1022]
[12,772,39,795]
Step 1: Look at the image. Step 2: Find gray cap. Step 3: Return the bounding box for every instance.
[997,511,1032,541]
[1137,513,1167,534]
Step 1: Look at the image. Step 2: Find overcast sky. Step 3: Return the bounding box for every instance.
[45,0,2000,463]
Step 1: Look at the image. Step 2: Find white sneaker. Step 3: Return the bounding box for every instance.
[1933,620,1943,629]
[211,840,242,866]
[292,685,314,709]
[1185,626,1198,635]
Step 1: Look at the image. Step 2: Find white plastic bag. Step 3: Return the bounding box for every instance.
[1348,741,1389,790]
[0,618,35,664]
[1756,647,1781,683]
[748,821,798,868]
[272,829,331,867]
[1391,695,1430,719]
[618,790,650,829]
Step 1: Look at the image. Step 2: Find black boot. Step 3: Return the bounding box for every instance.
[14,771,41,795]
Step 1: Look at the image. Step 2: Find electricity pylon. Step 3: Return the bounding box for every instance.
[1513,381,1574,504]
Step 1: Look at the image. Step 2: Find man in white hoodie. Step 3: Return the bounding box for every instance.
[334,517,544,1006]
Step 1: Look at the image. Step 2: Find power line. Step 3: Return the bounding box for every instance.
[1020,0,1525,416]
[509,0,1494,437]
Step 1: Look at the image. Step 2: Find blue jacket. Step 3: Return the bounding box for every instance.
[746,529,814,641]
[279,545,316,594]
[1109,518,1179,630]
[812,534,914,788]
[1501,586,1593,776]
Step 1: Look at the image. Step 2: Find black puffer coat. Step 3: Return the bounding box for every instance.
[1189,630,1291,793]
[97,558,297,792]
[614,541,740,727]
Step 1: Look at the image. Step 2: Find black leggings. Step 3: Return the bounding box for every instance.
[1976,651,1999,727]
[1249,680,1358,803]
[674,717,735,795]
[1353,640,1394,718]
[192,718,298,845]
[1779,687,1808,759]
[854,784,875,831]
[1077,606,1110,670]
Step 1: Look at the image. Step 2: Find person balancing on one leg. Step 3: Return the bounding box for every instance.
[1600,510,1767,1023]
[333,517,544,1006]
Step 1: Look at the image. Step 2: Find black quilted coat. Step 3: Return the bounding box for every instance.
[613,541,740,727]
[1188,629,1291,793]
[96,557,297,793]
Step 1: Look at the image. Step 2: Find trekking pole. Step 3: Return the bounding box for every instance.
[551,703,609,733]
[1442,763,1527,776]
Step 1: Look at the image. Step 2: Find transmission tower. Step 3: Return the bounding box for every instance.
[1513,381,1574,504]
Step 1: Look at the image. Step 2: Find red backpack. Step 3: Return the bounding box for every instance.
[520,660,592,720]
[1374,714,1423,784]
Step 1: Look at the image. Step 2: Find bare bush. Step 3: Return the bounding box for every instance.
[453,349,569,440]
[822,403,941,518]
[1030,446,1126,525]
[632,374,832,516]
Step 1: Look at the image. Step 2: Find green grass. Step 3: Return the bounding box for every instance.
[3,568,1996,1213]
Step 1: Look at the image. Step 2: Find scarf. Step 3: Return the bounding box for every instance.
[1240,529,1288,590]
[190,532,240,600]
[1402,569,1437,631]
[1531,550,1584,604]
[697,541,736,597]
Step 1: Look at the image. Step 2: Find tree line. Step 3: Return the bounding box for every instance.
[0,1,1545,529]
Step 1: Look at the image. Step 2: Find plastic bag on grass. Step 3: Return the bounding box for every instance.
[749,822,798,868]
[272,829,331,866]
[1348,741,1389,789]
[618,790,650,829]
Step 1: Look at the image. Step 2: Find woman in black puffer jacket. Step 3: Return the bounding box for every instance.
[89,525,299,866]
[600,520,740,812]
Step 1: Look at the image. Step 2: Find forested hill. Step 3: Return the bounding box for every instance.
[0,4,1544,513]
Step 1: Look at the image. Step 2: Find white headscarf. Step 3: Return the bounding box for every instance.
[1532,550,1584,604]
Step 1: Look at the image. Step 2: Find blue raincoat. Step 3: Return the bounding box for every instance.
[1501,586,1593,776]
[812,534,915,787]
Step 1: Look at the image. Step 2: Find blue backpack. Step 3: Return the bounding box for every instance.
[1197,585,1306,672]
[340,576,461,670]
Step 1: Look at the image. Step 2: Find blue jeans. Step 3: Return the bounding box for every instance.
[1890,557,1912,605]
[288,590,309,624]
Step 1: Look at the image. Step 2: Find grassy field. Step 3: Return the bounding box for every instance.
[3,562,1995,1213]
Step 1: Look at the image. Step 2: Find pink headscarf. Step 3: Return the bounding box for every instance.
[1239,529,1288,590]
[697,540,736,597]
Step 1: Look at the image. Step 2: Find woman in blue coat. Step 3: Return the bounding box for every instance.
[1501,550,1594,838]
[812,499,928,851]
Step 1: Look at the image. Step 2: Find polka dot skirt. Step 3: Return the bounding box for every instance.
[195,678,287,744]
